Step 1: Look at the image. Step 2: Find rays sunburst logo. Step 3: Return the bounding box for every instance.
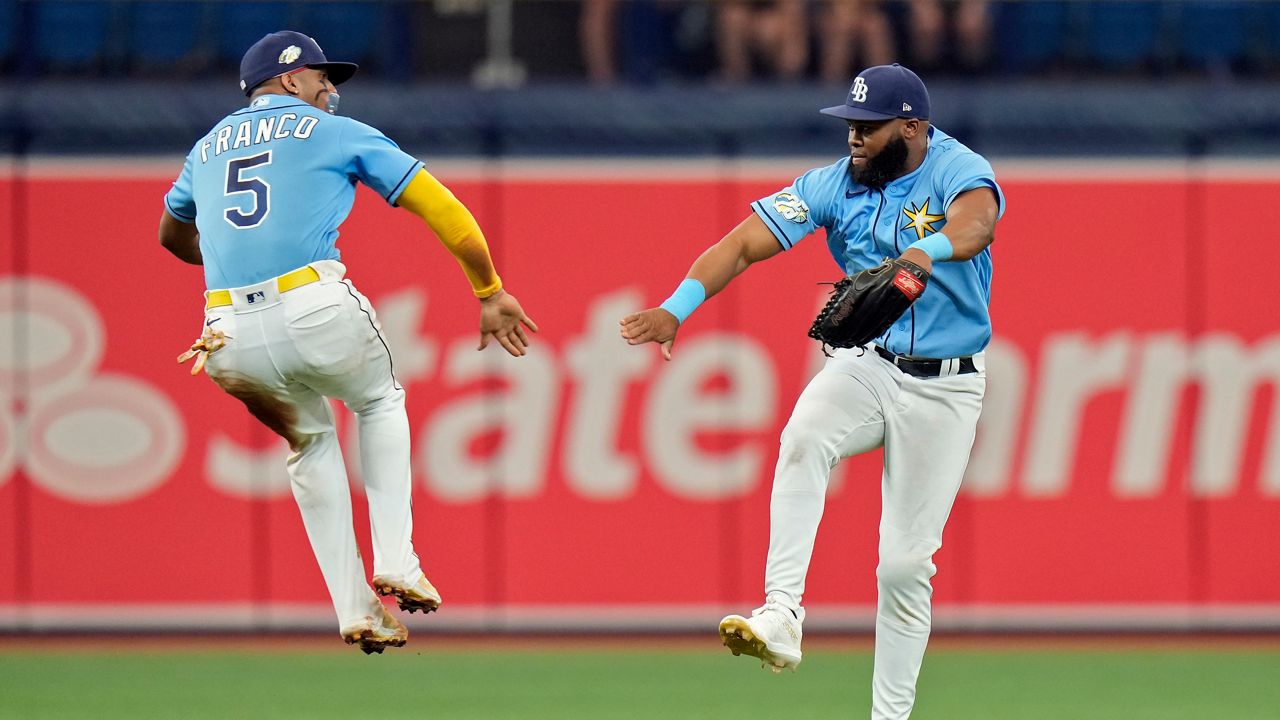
[900,198,945,240]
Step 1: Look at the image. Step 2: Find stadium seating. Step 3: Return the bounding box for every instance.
[1177,1,1249,69]
[32,0,112,69]
[295,2,385,67]
[215,1,295,67]
[991,1,1071,73]
[1267,3,1280,68]
[128,1,209,69]
[0,0,16,67]
[1083,1,1168,70]
[9,0,1280,83]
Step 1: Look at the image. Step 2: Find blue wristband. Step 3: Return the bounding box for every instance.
[659,279,706,324]
[908,232,954,262]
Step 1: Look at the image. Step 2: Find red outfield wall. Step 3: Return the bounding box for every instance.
[1,161,1278,629]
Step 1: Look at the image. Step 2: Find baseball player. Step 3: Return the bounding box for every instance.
[159,31,537,654]
[620,64,1003,718]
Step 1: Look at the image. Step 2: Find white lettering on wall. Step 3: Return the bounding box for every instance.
[1023,332,1130,497]
[643,333,777,500]
[1114,333,1185,497]
[7,274,1280,504]
[963,337,1028,496]
[1189,334,1280,497]
[206,433,292,498]
[564,290,652,499]
[0,277,103,399]
[2,278,181,502]
[419,342,558,502]
[26,374,183,503]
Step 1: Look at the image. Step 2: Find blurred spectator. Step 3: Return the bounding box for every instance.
[818,0,895,84]
[581,0,619,83]
[908,0,992,71]
[715,0,809,83]
[580,0,673,84]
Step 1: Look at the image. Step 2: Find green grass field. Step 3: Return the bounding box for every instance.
[2,639,1278,719]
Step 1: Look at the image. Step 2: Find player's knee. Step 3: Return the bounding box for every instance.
[777,424,838,472]
[286,431,337,499]
[286,429,332,461]
[290,431,320,451]
[876,552,936,628]
[875,552,935,594]
[348,386,405,416]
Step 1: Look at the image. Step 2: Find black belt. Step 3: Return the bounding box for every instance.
[874,345,977,378]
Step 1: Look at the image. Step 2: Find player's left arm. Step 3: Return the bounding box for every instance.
[159,209,202,265]
[396,169,538,357]
[397,169,501,295]
[899,187,998,273]
[346,118,535,355]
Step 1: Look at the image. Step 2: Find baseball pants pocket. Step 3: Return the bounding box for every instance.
[284,291,365,377]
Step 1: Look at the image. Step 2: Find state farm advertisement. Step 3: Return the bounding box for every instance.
[2,161,1278,628]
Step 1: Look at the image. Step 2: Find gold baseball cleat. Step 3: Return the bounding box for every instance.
[373,574,443,615]
[341,605,408,655]
[719,613,800,674]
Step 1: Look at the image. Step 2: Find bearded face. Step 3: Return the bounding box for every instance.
[849,134,910,190]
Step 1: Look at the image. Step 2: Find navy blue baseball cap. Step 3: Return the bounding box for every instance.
[820,64,930,121]
[239,31,358,96]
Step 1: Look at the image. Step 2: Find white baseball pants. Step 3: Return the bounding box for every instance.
[764,345,985,720]
[202,260,424,631]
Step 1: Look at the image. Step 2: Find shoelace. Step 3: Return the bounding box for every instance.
[752,600,786,618]
[753,600,801,623]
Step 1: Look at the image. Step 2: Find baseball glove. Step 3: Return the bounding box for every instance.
[808,258,930,354]
[177,326,228,375]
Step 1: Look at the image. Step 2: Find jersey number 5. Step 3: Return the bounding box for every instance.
[224,151,272,229]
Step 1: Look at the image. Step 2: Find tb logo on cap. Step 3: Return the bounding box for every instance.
[850,77,868,103]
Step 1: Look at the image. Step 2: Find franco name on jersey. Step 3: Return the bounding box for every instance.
[199,112,318,163]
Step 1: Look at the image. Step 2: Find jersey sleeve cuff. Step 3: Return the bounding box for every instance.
[750,200,795,250]
[386,161,425,206]
[946,178,1005,219]
[164,195,196,222]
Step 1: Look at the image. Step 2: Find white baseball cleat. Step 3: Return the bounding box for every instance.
[341,603,408,655]
[372,574,443,615]
[719,600,804,674]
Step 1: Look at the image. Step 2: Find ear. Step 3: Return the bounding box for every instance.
[901,119,922,139]
[280,73,299,95]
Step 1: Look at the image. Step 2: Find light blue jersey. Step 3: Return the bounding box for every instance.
[751,126,1005,358]
[164,95,423,289]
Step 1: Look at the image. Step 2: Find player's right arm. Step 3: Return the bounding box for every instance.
[160,153,202,265]
[621,163,834,360]
[619,213,783,361]
[685,214,787,296]
[159,209,202,265]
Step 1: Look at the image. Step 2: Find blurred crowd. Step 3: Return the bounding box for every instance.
[2,0,1277,85]
[583,0,1280,84]
[583,0,993,85]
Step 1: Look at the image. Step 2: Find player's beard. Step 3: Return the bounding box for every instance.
[849,135,909,190]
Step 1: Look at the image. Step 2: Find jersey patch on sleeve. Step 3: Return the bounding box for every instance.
[772,192,810,223]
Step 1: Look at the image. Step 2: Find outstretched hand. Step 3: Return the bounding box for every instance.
[479,290,539,357]
[619,307,679,361]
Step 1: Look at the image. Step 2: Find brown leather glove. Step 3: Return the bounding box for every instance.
[808,258,930,354]
[177,326,228,375]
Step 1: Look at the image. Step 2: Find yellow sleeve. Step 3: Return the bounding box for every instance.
[397,169,503,298]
